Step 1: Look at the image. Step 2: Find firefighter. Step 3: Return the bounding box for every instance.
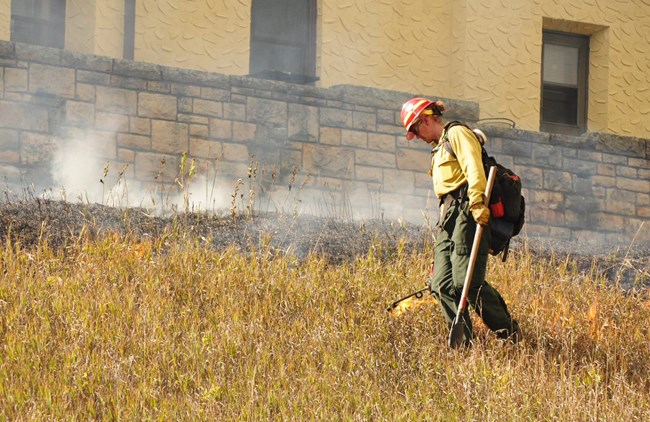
[400,97,520,346]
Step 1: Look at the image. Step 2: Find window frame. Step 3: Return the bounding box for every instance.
[540,30,590,136]
[10,0,67,49]
[249,0,318,84]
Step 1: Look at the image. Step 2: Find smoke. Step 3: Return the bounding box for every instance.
[47,134,234,214]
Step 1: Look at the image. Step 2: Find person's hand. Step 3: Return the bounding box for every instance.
[470,203,490,226]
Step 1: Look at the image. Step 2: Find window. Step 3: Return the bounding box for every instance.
[11,0,66,49]
[541,31,589,135]
[249,0,318,84]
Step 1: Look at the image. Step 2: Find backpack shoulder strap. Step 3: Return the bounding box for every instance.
[441,121,471,159]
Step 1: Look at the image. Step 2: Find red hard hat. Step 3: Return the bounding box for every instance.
[401,97,434,140]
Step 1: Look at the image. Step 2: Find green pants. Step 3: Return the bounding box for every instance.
[430,199,518,346]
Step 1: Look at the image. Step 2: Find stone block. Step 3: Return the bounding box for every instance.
[288,103,318,142]
[96,86,137,114]
[15,43,60,65]
[201,87,230,101]
[190,124,208,139]
[29,63,75,98]
[383,168,414,194]
[597,163,615,176]
[353,110,376,131]
[341,129,368,149]
[396,147,428,172]
[178,114,209,124]
[0,100,49,131]
[61,50,113,72]
[162,67,230,89]
[0,41,15,58]
[222,142,249,161]
[502,138,532,158]
[596,132,645,158]
[75,83,95,102]
[247,97,287,126]
[134,151,179,181]
[224,102,246,121]
[114,59,161,80]
[95,112,129,132]
[130,117,151,135]
[563,157,597,176]
[151,120,188,154]
[303,144,355,177]
[320,107,352,128]
[592,175,616,188]
[355,165,382,183]
[356,149,396,168]
[138,92,177,120]
[4,68,28,92]
[65,100,95,126]
[231,121,256,142]
[543,169,573,192]
[368,133,395,152]
[117,148,135,163]
[530,190,564,209]
[118,133,151,150]
[146,81,170,93]
[193,98,223,117]
[77,70,111,85]
[528,208,564,225]
[616,166,637,178]
[171,83,201,97]
[616,177,649,193]
[319,127,341,145]
[377,109,395,124]
[20,132,54,165]
[209,119,233,140]
[190,138,222,159]
[0,129,19,163]
[111,75,147,90]
[532,143,559,168]
[178,97,193,113]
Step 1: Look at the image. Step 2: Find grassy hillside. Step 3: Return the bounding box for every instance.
[1,217,649,421]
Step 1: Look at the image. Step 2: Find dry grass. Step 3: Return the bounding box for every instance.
[1,228,649,421]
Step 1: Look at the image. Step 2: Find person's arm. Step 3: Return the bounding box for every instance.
[447,125,486,207]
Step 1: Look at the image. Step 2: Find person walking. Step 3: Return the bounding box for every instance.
[400,97,520,347]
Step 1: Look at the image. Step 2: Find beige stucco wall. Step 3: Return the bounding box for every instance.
[319,1,455,98]
[134,0,251,73]
[0,0,649,138]
[0,0,10,41]
[319,0,650,138]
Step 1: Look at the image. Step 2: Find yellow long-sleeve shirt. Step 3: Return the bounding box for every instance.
[431,124,486,207]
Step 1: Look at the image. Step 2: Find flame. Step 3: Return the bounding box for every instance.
[390,294,436,317]
[587,300,599,323]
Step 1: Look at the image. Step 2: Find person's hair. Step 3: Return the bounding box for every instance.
[429,100,446,115]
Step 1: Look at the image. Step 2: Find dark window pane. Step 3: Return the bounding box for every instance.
[11,0,66,49]
[542,85,578,125]
[250,0,316,82]
[251,40,305,75]
[541,31,589,135]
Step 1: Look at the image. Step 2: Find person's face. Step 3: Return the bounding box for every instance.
[411,115,443,144]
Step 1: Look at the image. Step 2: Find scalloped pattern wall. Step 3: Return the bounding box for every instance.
[0,0,9,40]
[320,0,650,137]
[0,0,648,138]
[135,0,251,73]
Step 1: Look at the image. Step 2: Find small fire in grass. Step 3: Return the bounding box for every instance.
[389,290,436,317]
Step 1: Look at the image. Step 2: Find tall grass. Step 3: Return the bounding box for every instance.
[0,231,648,420]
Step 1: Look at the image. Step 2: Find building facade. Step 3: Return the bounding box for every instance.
[2,0,649,138]
[0,1,648,246]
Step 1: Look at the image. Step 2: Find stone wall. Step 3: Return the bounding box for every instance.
[1,41,648,245]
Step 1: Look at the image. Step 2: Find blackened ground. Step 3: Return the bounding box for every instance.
[1,199,647,289]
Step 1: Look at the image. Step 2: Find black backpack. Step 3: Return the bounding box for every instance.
[441,121,525,261]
